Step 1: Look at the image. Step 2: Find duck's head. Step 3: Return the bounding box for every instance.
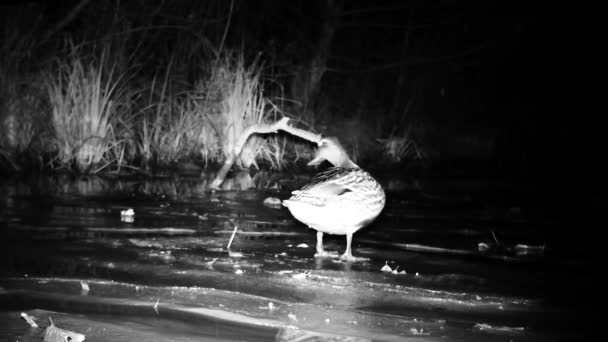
[308,137,359,169]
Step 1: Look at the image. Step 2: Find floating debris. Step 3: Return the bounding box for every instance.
[263,197,283,208]
[153,298,160,314]
[120,208,135,223]
[478,242,491,252]
[278,270,293,274]
[258,302,276,310]
[288,313,297,321]
[44,317,85,342]
[514,243,546,256]
[292,272,308,280]
[80,281,89,295]
[474,323,525,336]
[410,327,430,336]
[296,243,309,248]
[381,261,392,272]
[228,250,244,258]
[20,312,38,328]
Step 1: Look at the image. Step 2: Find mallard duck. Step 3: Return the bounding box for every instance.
[283,137,385,261]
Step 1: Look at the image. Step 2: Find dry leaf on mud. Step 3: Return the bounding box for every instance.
[44,317,85,342]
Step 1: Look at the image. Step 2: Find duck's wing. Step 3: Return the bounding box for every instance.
[300,167,353,191]
[290,167,356,203]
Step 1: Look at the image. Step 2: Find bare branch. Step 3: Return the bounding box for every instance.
[209,118,322,190]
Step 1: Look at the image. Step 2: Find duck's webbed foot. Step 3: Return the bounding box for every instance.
[315,250,339,258]
[339,233,369,262]
[339,253,369,262]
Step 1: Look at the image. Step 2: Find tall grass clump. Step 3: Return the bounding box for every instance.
[139,52,286,169]
[201,53,283,168]
[46,45,133,172]
[137,69,212,166]
[0,7,47,160]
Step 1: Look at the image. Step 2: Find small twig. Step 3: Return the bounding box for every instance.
[20,313,38,328]
[490,230,501,246]
[227,224,238,250]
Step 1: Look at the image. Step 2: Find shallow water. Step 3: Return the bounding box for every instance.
[0,174,597,341]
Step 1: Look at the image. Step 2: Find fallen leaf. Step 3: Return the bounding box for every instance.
[44,317,85,342]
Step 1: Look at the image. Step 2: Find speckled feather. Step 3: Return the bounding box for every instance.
[289,166,385,207]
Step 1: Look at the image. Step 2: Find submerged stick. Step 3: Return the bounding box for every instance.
[209,117,323,189]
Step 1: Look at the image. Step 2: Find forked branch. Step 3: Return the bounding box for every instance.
[209,117,322,190]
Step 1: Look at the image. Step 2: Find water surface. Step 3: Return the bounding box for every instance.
[0,174,596,341]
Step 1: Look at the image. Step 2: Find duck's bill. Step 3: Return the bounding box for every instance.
[307,155,325,166]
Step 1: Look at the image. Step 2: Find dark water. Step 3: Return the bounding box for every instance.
[0,174,597,341]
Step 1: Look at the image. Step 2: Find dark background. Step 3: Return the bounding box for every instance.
[0,1,597,197]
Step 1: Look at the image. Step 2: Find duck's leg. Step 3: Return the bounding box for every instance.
[340,233,368,261]
[341,233,353,260]
[315,231,325,255]
[314,231,338,258]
